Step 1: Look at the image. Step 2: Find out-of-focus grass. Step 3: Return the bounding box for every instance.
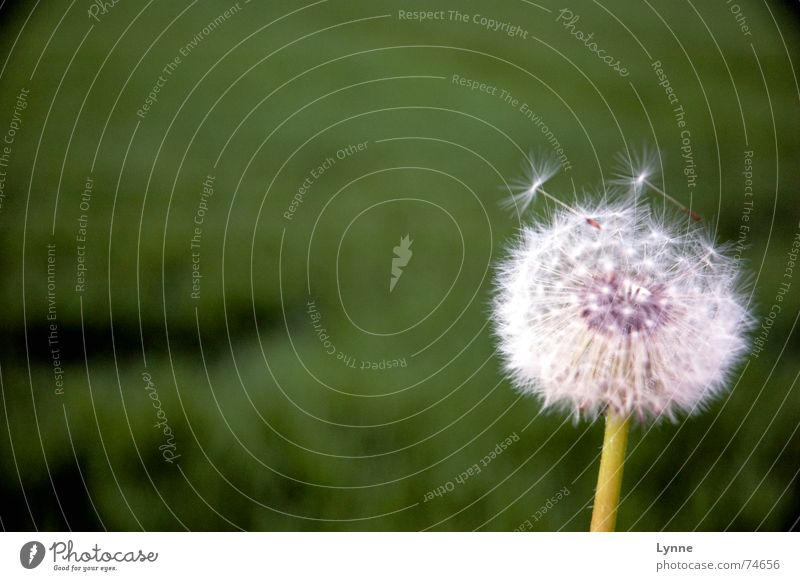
[0,0,798,530]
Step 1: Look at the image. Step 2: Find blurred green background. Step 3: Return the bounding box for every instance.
[0,0,799,531]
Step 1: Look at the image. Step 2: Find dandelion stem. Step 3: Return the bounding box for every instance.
[590,409,630,532]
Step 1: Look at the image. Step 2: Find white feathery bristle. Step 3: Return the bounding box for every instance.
[493,199,752,422]
[611,148,660,196]
[500,154,560,214]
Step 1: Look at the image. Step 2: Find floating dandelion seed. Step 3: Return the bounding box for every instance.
[493,177,752,531]
[500,153,560,215]
[502,154,601,229]
[612,148,659,195]
[613,149,702,221]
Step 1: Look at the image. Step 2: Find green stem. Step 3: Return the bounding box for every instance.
[590,409,630,532]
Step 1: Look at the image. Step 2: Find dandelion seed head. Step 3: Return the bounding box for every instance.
[493,199,752,422]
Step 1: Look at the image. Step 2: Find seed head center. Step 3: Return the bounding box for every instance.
[580,272,667,335]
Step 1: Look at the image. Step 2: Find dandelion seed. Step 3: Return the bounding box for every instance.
[613,149,702,221]
[500,153,560,215]
[612,148,659,197]
[501,153,602,229]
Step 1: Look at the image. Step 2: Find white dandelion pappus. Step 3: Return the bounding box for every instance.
[500,153,560,215]
[611,148,659,195]
[493,200,751,421]
[612,149,702,221]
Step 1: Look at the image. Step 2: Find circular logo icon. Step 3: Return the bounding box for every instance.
[20,541,45,569]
